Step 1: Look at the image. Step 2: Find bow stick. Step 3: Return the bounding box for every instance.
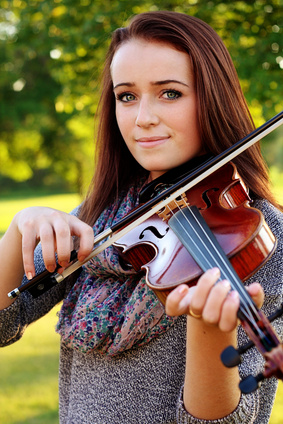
[8,111,283,299]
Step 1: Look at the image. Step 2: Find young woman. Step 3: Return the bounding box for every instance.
[0,11,282,424]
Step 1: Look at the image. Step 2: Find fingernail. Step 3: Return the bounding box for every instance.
[61,261,69,268]
[78,255,86,263]
[220,279,230,289]
[228,290,239,301]
[27,272,33,280]
[178,285,188,296]
[47,265,56,273]
[210,267,220,276]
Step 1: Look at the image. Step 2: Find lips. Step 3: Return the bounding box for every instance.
[135,135,170,147]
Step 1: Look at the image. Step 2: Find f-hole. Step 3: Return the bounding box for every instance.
[139,226,170,240]
[200,187,219,210]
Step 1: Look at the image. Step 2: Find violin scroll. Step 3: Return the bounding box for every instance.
[221,303,283,393]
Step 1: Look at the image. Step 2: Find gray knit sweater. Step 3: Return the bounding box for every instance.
[0,199,282,424]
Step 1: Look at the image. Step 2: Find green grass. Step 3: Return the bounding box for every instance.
[267,160,283,422]
[270,166,283,205]
[270,382,283,424]
[0,182,282,423]
[0,306,61,424]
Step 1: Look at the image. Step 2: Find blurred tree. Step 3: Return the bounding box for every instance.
[0,0,282,192]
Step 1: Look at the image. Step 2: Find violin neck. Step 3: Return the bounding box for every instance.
[168,205,246,296]
[168,205,281,352]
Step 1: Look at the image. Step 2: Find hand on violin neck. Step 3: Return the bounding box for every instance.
[165,268,237,331]
[165,283,193,317]
[165,270,265,332]
[166,268,223,319]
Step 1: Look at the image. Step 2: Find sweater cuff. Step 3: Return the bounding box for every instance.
[0,296,25,346]
[177,385,259,424]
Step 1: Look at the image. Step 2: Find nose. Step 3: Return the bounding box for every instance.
[135,97,160,128]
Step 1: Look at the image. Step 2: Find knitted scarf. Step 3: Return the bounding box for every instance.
[56,181,176,356]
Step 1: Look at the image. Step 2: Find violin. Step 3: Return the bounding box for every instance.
[114,160,283,393]
[7,111,283,393]
[114,161,276,304]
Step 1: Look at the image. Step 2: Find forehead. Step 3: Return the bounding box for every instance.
[111,39,193,83]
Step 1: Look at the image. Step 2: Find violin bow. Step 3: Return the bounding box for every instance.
[8,111,283,299]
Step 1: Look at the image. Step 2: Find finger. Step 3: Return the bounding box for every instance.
[246,282,264,308]
[70,221,94,262]
[219,290,240,332]
[165,284,192,316]
[39,223,57,273]
[189,267,221,317]
[53,219,73,268]
[202,279,231,325]
[22,229,38,279]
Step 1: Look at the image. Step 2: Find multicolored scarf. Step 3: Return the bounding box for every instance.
[56,181,177,356]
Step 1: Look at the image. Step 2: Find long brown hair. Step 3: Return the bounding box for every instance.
[80,11,279,226]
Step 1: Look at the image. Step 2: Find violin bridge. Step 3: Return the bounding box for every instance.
[157,193,189,221]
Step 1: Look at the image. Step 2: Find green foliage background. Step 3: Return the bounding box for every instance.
[0,0,282,195]
[0,2,282,421]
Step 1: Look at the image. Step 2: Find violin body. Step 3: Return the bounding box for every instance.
[114,162,277,305]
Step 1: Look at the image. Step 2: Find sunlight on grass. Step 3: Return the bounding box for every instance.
[270,382,283,424]
[270,167,283,205]
[0,305,61,424]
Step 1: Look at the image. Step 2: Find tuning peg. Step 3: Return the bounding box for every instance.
[269,303,283,321]
[221,340,254,368]
[221,303,283,369]
[239,373,264,394]
[221,346,242,367]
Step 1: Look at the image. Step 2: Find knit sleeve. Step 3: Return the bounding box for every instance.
[177,388,259,424]
[0,242,72,347]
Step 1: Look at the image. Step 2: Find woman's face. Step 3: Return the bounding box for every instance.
[111,39,203,180]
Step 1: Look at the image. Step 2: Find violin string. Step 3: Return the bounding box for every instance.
[180,201,267,335]
[170,200,252,307]
[179,200,263,329]
[169,200,263,333]
[171,200,263,334]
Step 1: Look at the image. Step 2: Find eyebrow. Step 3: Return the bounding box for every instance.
[113,79,190,90]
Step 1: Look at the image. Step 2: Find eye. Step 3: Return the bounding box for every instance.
[116,92,136,102]
[162,89,182,100]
